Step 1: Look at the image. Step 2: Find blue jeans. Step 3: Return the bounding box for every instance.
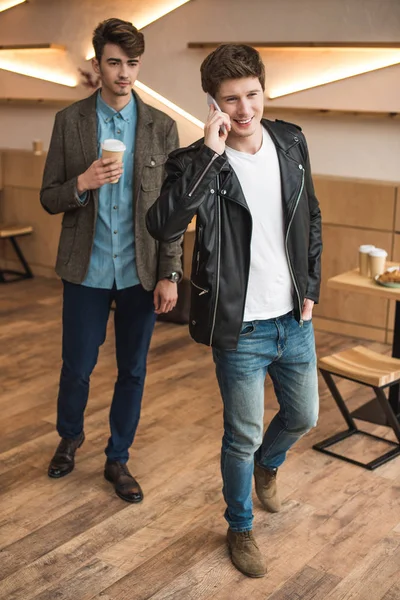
[57,281,156,463]
[212,312,319,532]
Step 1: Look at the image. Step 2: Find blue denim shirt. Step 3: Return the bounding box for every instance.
[82,91,140,290]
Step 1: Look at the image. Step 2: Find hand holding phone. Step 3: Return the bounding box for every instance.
[206,93,227,135]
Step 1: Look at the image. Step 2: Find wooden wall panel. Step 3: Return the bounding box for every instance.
[2,150,46,190]
[183,230,194,280]
[385,232,400,343]
[1,187,61,271]
[395,186,400,232]
[1,150,399,345]
[314,176,396,231]
[312,316,387,343]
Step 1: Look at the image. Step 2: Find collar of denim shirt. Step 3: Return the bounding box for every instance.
[96,89,134,124]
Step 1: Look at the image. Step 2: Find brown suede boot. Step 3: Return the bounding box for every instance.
[254,462,281,513]
[226,528,266,578]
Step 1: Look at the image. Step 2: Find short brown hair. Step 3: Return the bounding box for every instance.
[200,44,265,98]
[92,18,145,62]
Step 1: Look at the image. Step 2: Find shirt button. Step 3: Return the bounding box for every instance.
[113,205,117,210]
[116,129,121,134]
[113,254,118,258]
[210,189,215,194]
[113,230,117,234]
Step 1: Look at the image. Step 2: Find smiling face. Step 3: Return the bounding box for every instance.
[92,43,141,104]
[215,76,264,152]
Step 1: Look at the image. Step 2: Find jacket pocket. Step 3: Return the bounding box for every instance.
[58,223,77,264]
[141,154,167,192]
[62,210,78,228]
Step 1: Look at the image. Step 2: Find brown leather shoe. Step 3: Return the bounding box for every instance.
[48,431,85,478]
[227,528,266,578]
[104,460,143,503]
[254,462,281,513]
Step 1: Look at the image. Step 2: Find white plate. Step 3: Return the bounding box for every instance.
[375,266,400,288]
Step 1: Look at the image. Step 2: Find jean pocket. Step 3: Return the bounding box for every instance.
[240,321,256,336]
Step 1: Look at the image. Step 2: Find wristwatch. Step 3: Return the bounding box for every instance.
[166,271,179,283]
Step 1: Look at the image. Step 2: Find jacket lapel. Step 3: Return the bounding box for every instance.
[133,90,153,207]
[78,91,98,169]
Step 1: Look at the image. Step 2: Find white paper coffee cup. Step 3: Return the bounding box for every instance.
[359,244,375,276]
[368,248,387,278]
[101,139,126,183]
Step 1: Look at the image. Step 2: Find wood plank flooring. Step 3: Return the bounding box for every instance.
[0,278,399,600]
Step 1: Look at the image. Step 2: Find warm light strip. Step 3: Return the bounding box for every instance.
[0,0,26,13]
[269,53,400,98]
[86,0,191,60]
[134,80,204,129]
[0,58,78,86]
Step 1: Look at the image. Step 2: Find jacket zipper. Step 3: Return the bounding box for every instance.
[187,153,219,198]
[195,225,203,274]
[209,175,222,345]
[285,164,305,326]
[190,279,209,295]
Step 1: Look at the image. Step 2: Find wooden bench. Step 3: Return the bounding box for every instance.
[0,223,33,283]
[313,346,400,469]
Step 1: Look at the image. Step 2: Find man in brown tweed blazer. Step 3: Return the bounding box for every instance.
[40,18,182,503]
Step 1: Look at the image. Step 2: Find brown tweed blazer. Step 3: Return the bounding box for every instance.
[40,90,182,289]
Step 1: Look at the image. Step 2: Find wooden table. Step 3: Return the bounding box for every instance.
[328,262,400,425]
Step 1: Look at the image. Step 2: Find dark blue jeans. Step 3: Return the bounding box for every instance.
[57,281,156,463]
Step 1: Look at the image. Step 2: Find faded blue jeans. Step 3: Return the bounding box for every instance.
[212,311,319,532]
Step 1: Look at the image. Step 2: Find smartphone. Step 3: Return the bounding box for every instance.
[206,93,226,135]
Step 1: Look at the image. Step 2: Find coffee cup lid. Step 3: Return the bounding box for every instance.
[359,245,375,253]
[369,248,387,257]
[101,139,126,152]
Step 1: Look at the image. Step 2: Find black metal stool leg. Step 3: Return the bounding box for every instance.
[0,236,33,283]
[10,237,33,278]
[320,370,358,431]
[373,387,400,443]
[314,370,400,470]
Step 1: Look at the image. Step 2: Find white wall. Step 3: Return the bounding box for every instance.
[1,0,400,180]
[265,110,400,182]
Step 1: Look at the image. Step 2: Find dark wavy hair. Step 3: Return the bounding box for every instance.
[201,44,265,98]
[92,18,145,62]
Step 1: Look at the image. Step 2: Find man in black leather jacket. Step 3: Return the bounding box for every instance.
[147,44,322,578]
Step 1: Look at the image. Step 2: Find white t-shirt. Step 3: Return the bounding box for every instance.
[225,128,293,321]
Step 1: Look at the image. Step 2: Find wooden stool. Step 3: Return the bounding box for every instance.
[0,224,33,283]
[314,346,400,469]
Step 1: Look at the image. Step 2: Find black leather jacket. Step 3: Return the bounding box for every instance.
[147,119,322,350]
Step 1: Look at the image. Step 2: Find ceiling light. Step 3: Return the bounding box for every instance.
[0,0,26,13]
[267,49,400,98]
[0,51,78,86]
[134,80,203,128]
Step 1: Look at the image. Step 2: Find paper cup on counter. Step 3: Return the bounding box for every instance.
[32,139,43,155]
[101,139,126,183]
[368,248,387,278]
[359,244,375,276]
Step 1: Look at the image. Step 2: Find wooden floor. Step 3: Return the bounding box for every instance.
[0,278,399,600]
